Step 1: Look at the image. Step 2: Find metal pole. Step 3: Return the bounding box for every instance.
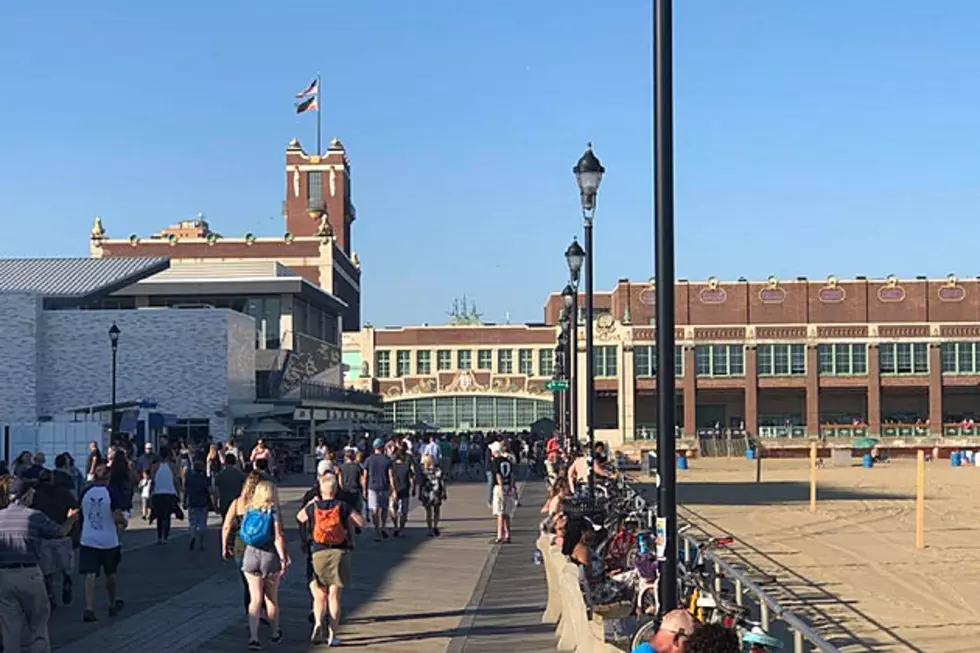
[570,288,579,454]
[654,0,679,613]
[565,327,573,451]
[585,219,596,500]
[110,345,118,440]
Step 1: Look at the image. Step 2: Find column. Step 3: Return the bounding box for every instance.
[929,344,943,436]
[805,345,820,437]
[744,346,758,437]
[868,345,881,437]
[621,345,635,447]
[683,346,697,437]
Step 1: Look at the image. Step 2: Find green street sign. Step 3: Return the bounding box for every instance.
[546,380,569,392]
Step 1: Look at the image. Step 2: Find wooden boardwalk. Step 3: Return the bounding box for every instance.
[50,471,556,653]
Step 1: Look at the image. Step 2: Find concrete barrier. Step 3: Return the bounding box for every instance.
[537,533,623,653]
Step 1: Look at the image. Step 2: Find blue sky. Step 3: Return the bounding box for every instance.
[2,1,979,327]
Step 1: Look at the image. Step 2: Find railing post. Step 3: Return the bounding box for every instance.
[761,602,770,632]
[713,560,722,594]
[683,538,691,565]
[734,578,743,607]
[793,630,804,653]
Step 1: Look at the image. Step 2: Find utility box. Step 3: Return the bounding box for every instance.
[831,448,851,467]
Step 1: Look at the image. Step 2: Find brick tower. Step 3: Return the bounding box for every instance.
[283,137,355,255]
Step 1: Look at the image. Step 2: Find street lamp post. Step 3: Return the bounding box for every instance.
[565,243,584,454]
[556,322,569,437]
[560,286,576,454]
[108,323,121,440]
[654,0,679,612]
[573,144,605,500]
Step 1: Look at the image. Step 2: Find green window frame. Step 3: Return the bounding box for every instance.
[436,350,452,371]
[477,349,493,370]
[395,350,411,377]
[497,349,513,374]
[376,351,391,378]
[416,350,431,375]
[879,342,928,375]
[633,345,684,377]
[941,342,980,374]
[594,346,618,377]
[539,349,554,377]
[694,345,744,377]
[518,349,534,375]
[457,349,472,370]
[817,343,867,376]
[757,344,806,376]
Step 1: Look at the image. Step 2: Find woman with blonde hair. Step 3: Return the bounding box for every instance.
[418,454,447,536]
[223,476,289,649]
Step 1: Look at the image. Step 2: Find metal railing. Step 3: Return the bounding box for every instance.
[300,381,383,407]
[620,475,839,652]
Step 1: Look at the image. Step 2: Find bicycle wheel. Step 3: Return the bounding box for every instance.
[630,618,659,651]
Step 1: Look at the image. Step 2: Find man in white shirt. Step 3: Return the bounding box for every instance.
[78,465,126,623]
[421,434,441,463]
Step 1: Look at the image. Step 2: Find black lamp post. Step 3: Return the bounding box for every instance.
[558,309,572,444]
[655,0,679,613]
[565,241,584,455]
[555,321,569,437]
[573,144,605,500]
[108,323,121,439]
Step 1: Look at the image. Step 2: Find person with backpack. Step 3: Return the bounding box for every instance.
[224,479,289,650]
[297,472,365,646]
[418,454,447,536]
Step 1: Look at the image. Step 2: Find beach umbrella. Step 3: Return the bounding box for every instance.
[853,437,879,449]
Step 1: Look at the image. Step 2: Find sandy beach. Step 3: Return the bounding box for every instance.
[646,457,980,652]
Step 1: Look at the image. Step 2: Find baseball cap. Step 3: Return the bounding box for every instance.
[372,438,384,449]
[316,459,334,476]
[489,442,502,456]
[659,608,698,638]
[9,478,30,499]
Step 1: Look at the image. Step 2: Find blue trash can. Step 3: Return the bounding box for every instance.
[746,448,756,461]
[862,453,873,469]
[952,451,962,467]
[678,456,689,471]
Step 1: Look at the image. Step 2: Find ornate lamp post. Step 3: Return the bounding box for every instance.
[558,309,572,445]
[108,323,121,439]
[561,283,577,454]
[572,144,605,500]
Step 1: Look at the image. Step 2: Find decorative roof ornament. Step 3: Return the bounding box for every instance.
[167,234,178,247]
[329,138,344,150]
[622,280,632,325]
[91,216,106,241]
[315,214,333,239]
[129,234,140,247]
[284,232,295,244]
[287,138,303,151]
[448,295,483,326]
[207,233,220,246]
[939,273,965,302]
[244,232,256,246]
[351,251,360,268]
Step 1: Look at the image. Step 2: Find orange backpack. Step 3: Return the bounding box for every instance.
[312,502,346,546]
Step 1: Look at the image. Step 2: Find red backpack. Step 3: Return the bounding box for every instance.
[312,502,346,546]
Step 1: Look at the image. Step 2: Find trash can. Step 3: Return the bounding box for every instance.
[862,453,873,469]
[647,451,657,476]
[678,456,689,471]
[746,448,756,461]
[951,451,962,467]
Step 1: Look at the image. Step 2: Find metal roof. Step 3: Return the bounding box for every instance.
[0,257,170,299]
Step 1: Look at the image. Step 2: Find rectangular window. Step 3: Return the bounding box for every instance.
[395,351,411,377]
[457,350,472,370]
[307,171,323,209]
[757,344,806,376]
[376,351,391,378]
[518,349,534,375]
[634,345,684,377]
[477,349,493,370]
[941,342,978,374]
[539,349,554,377]
[595,346,618,377]
[818,343,867,375]
[879,342,929,375]
[694,345,744,377]
[437,350,452,371]
[416,350,431,375]
[497,349,513,374]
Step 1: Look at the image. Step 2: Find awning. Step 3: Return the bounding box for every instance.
[245,419,292,434]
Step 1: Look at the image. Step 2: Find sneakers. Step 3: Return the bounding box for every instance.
[83,609,97,623]
[270,630,284,644]
[433,527,441,537]
[327,625,336,647]
[311,624,324,644]
[62,577,73,605]
[248,640,262,650]
[108,599,125,617]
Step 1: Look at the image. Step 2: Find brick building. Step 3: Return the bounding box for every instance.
[89,137,361,331]
[348,275,980,448]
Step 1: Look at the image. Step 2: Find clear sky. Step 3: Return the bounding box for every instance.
[2,1,979,327]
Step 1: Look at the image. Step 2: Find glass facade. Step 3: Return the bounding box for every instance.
[941,342,980,374]
[818,344,867,375]
[383,395,554,432]
[695,345,744,377]
[757,344,806,376]
[879,342,929,375]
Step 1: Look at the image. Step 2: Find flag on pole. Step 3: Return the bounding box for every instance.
[296,79,318,99]
[296,96,318,114]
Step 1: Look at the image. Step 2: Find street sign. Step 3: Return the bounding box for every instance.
[545,380,569,392]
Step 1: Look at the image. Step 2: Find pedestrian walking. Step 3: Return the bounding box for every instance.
[390,447,415,537]
[0,477,77,652]
[78,465,126,623]
[184,460,212,552]
[297,472,365,646]
[338,449,364,519]
[30,470,78,609]
[85,442,103,483]
[150,446,182,545]
[221,470,264,624]
[229,480,289,650]
[215,453,246,518]
[362,439,395,542]
[490,442,516,544]
[419,455,447,536]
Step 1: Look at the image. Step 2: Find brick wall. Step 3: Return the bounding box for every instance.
[0,293,42,424]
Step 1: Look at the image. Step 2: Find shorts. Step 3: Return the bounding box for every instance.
[393,495,410,519]
[367,489,390,513]
[241,546,281,578]
[79,545,122,577]
[39,538,74,576]
[311,549,352,589]
[492,485,516,517]
[188,507,209,530]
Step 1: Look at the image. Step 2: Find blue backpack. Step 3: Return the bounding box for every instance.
[239,509,274,548]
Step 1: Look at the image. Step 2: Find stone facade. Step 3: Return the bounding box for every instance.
[0,299,256,438]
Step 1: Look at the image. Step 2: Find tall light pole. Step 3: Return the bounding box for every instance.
[654,0,679,612]
[108,322,121,441]
[565,243,584,454]
[561,284,576,454]
[573,144,605,500]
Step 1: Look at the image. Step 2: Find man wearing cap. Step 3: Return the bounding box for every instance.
[135,442,158,476]
[631,608,698,653]
[0,477,78,651]
[362,439,396,542]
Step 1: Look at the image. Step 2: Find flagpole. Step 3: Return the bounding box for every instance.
[316,72,322,155]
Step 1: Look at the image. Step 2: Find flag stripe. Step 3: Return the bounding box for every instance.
[295,79,318,99]
[296,96,318,114]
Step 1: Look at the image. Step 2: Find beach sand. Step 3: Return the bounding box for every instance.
[648,457,980,652]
